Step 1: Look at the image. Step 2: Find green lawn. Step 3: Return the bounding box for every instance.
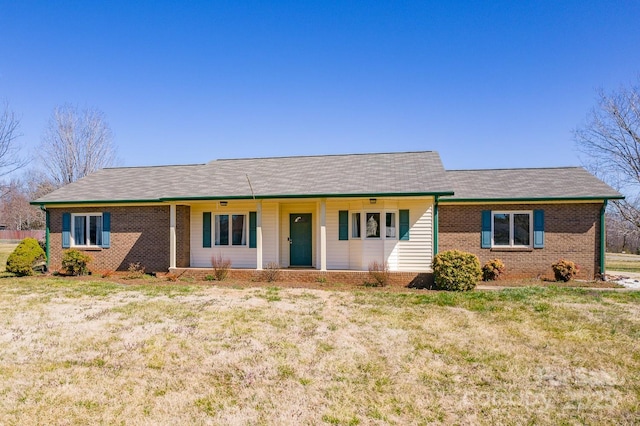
[0,243,17,272]
[607,252,640,273]
[0,277,638,424]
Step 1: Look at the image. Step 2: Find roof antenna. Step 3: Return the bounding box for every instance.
[246,174,256,199]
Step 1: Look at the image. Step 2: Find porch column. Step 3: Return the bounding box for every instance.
[257,201,263,270]
[320,198,327,271]
[169,203,176,269]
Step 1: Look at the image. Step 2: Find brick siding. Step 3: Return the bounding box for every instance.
[48,206,190,273]
[176,206,191,268]
[438,203,602,279]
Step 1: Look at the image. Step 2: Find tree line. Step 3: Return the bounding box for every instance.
[0,102,117,230]
[574,76,640,253]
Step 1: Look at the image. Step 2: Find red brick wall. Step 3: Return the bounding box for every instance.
[48,206,190,273]
[438,203,602,279]
[176,205,190,268]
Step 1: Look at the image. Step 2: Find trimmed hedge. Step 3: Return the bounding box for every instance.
[62,249,92,276]
[6,238,46,276]
[432,250,481,291]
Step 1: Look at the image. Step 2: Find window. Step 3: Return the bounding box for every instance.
[215,214,246,246]
[366,213,380,238]
[492,211,531,247]
[72,213,103,247]
[386,212,396,238]
[352,213,361,238]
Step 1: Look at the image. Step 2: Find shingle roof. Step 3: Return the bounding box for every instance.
[441,167,623,201]
[34,151,454,204]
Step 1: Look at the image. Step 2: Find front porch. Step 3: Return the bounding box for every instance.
[167,196,436,273]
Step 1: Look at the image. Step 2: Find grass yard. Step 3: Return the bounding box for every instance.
[0,242,17,272]
[0,277,638,424]
[607,252,640,273]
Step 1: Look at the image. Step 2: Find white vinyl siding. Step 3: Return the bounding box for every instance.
[326,199,433,272]
[189,198,433,272]
[190,204,256,268]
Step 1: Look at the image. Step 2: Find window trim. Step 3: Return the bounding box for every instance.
[71,212,104,247]
[214,213,248,247]
[491,210,533,248]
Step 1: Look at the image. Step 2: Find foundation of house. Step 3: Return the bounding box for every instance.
[168,268,434,288]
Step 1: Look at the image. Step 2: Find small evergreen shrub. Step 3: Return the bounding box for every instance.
[482,258,506,281]
[204,274,216,282]
[551,259,579,282]
[365,260,390,287]
[432,250,481,291]
[6,238,47,276]
[61,249,92,276]
[211,253,232,281]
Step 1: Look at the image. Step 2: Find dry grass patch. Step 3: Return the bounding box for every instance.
[0,277,638,424]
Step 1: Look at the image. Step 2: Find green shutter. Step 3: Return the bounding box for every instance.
[102,212,111,248]
[203,212,211,248]
[339,210,348,240]
[399,209,410,240]
[62,212,71,248]
[249,212,257,248]
[481,210,491,248]
[533,209,544,248]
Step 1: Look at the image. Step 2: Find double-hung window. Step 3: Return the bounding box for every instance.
[352,213,361,238]
[72,213,103,247]
[215,214,247,246]
[492,211,532,247]
[386,212,396,238]
[366,213,381,238]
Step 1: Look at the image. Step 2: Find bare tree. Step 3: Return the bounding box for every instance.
[0,101,26,182]
[0,178,46,230]
[39,104,117,185]
[575,77,640,229]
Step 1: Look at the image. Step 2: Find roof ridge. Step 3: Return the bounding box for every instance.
[208,151,436,163]
[447,166,584,172]
[104,163,205,170]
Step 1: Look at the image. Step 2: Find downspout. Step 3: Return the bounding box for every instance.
[39,205,50,268]
[433,196,439,256]
[600,200,607,279]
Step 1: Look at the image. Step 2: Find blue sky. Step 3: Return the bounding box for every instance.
[1,1,639,172]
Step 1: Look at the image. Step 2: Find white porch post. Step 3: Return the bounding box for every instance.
[257,201,263,270]
[320,198,327,271]
[169,204,177,269]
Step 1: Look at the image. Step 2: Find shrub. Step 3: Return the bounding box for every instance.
[365,260,390,287]
[211,253,232,281]
[126,262,145,279]
[101,270,115,278]
[551,259,579,282]
[6,238,47,276]
[61,249,92,276]
[260,262,281,282]
[482,258,506,281]
[432,250,481,291]
[204,274,216,281]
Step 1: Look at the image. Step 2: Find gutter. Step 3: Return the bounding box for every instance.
[600,200,607,278]
[39,205,49,269]
[31,191,456,206]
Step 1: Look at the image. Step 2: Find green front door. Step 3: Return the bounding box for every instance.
[289,213,312,267]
